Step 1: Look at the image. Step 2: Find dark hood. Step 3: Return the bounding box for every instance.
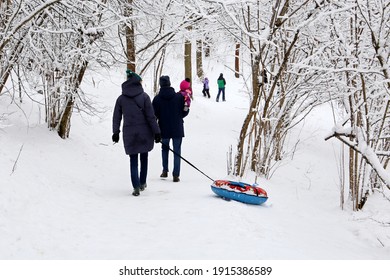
[121,76,144,98]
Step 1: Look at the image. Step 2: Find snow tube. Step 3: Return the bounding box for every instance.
[211,180,268,205]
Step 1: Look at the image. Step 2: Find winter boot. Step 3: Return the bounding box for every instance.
[132,188,140,196]
[140,183,147,191]
[173,176,180,182]
[160,171,168,178]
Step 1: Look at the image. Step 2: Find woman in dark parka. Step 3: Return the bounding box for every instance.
[112,71,161,196]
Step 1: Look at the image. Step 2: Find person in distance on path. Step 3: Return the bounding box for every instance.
[202,77,211,98]
[216,73,226,102]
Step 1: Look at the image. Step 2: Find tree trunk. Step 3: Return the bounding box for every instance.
[196,39,203,78]
[235,43,240,78]
[184,38,192,81]
[57,60,88,138]
[126,24,136,72]
[203,35,210,57]
[125,1,135,72]
[57,95,74,139]
[153,48,166,93]
[234,54,261,176]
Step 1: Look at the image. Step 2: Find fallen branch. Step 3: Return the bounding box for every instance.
[10,144,24,175]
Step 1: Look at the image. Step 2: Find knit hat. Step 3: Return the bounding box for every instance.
[126,69,142,81]
[180,79,191,91]
[159,75,171,87]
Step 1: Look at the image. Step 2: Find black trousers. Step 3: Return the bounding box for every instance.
[202,88,210,98]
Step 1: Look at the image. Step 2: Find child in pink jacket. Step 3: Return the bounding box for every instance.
[179,78,193,111]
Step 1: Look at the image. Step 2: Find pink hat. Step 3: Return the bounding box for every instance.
[180,79,190,91]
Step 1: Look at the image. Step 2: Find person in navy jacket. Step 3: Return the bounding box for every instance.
[112,70,161,196]
[152,75,189,182]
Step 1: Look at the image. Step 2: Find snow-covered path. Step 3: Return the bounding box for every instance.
[1,69,389,260]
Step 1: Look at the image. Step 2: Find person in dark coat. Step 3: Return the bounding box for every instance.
[112,70,161,196]
[152,75,189,182]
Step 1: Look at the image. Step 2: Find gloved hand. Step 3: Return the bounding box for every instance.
[112,133,119,143]
[154,133,161,143]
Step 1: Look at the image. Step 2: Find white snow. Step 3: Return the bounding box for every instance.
[1,63,390,278]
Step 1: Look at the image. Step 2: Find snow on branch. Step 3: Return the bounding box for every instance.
[0,0,62,51]
[325,127,390,189]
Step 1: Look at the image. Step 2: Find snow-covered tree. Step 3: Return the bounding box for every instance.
[1,0,389,211]
[0,0,115,137]
[0,0,62,96]
[324,0,390,210]
[205,0,331,178]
